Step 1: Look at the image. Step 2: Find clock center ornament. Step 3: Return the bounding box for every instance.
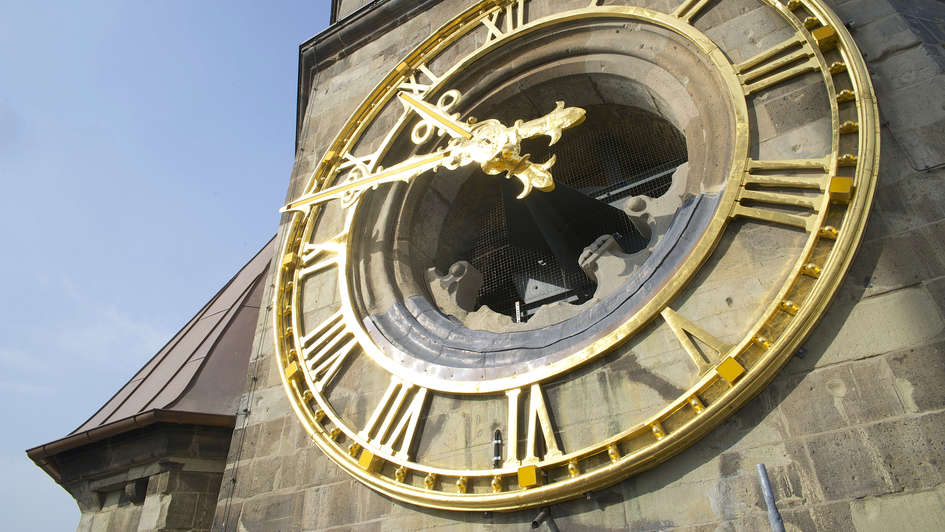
[275,0,878,511]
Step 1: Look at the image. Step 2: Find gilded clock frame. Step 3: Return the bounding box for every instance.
[273,0,879,511]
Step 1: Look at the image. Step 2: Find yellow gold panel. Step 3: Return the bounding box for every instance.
[716,357,746,384]
[830,177,854,203]
[285,361,301,383]
[358,449,382,473]
[812,25,838,50]
[517,465,541,488]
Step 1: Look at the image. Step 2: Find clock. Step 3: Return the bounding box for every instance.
[274,0,878,511]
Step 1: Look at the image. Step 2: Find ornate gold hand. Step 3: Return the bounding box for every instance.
[281,150,453,212]
[281,97,585,212]
[513,100,587,145]
[398,92,472,140]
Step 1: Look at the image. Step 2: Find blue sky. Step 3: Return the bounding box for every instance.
[0,1,329,529]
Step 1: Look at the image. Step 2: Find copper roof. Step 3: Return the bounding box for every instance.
[27,236,275,463]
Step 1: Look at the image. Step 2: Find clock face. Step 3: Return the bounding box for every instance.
[274,0,878,511]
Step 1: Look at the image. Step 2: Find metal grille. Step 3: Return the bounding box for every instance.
[460,105,687,320]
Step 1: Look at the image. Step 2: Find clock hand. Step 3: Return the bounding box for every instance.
[513,101,586,145]
[481,145,557,199]
[281,101,587,212]
[398,92,473,140]
[280,150,454,212]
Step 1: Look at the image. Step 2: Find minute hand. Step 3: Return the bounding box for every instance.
[398,92,473,140]
[280,150,452,213]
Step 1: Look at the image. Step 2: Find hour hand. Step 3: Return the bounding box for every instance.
[514,101,586,145]
[280,150,453,213]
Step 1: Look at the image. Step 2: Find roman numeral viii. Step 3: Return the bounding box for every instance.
[360,377,430,460]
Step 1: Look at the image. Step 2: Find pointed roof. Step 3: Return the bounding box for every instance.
[27,236,275,472]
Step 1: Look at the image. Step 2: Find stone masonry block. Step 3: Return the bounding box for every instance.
[211,499,241,532]
[253,417,285,459]
[928,276,945,317]
[549,486,628,531]
[832,0,897,27]
[175,471,212,493]
[773,354,904,432]
[234,424,260,464]
[808,500,856,531]
[871,42,943,91]
[248,456,282,495]
[895,118,945,170]
[882,74,945,134]
[918,219,945,275]
[780,508,818,532]
[302,482,357,530]
[799,286,945,369]
[872,169,945,237]
[862,413,945,491]
[854,13,920,62]
[806,428,892,500]
[774,366,857,437]
[887,341,945,413]
[850,485,945,531]
[164,492,199,529]
[194,493,217,529]
[238,492,303,531]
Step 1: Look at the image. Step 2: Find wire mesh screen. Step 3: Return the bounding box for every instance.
[444,105,687,320]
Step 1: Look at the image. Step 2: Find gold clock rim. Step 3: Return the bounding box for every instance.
[273,0,880,512]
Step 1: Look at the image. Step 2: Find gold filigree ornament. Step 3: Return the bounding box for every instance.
[274,0,879,512]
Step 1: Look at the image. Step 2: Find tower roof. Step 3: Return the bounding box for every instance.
[27,236,275,473]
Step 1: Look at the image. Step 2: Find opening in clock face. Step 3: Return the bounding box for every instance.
[346,21,739,389]
[435,103,687,324]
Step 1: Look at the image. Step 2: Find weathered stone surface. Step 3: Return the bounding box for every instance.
[862,412,945,491]
[796,286,945,369]
[806,428,893,501]
[887,341,945,413]
[850,485,945,531]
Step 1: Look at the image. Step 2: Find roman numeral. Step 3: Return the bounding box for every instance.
[730,158,829,232]
[297,232,346,279]
[299,310,357,392]
[481,0,525,43]
[398,63,441,97]
[661,308,731,371]
[505,384,562,466]
[673,0,713,22]
[360,377,429,459]
[736,35,819,95]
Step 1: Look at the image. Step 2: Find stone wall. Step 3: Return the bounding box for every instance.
[50,423,232,532]
[213,0,945,530]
